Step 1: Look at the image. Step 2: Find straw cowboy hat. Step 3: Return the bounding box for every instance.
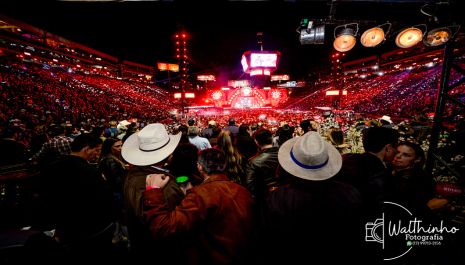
[122,123,181,166]
[278,131,342,181]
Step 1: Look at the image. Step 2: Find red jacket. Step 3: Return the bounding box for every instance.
[144,174,254,265]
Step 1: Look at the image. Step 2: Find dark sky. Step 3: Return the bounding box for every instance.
[1,1,463,81]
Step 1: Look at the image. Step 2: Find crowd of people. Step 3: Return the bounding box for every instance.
[1,109,464,263]
[1,42,465,264]
[284,64,465,125]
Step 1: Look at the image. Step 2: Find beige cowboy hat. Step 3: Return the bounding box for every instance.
[278,131,342,181]
[122,123,181,166]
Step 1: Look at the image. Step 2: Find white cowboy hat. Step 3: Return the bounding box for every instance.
[122,123,181,166]
[119,120,131,126]
[380,115,393,124]
[278,131,342,181]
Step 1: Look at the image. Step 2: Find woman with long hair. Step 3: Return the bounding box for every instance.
[216,130,246,184]
[98,137,128,214]
[99,138,128,187]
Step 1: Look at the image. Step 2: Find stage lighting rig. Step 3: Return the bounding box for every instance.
[299,19,325,45]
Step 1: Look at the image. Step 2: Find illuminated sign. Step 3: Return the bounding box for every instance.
[169,64,179,72]
[174,93,196,99]
[250,69,271,76]
[158,62,179,72]
[158,63,168,71]
[241,51,281,75]
[271,75,290,81]
[325,90,348,96]
[228,80,250,87]
[250,53,278,68]
[277,81,306,88]
[197,75,216,81]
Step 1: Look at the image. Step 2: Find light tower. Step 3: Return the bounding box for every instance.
[175,32,190,91]
[330,52,344,109]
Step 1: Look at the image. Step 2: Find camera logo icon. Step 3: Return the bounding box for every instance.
[365,218,384,244]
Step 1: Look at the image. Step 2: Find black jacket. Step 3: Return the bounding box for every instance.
[42,155,115,244]
[259,177,364,264]
[333,152,390,215]
[245,147,279,201]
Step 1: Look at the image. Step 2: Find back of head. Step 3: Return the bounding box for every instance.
[217,130,234,152]
[198,148,226,175]
[211,126,222,138]
[64,125,74,136]
[300,119,311,133]
[238,124,250,135]
[208,120,217,128]
[187,118,195,126]
[71,133,102,152]
[253,128,273,146]
[278,124,294,146]
[188,126,199,136]
[90,126,104,138]
[329,128,344,146]
[362,127,400,153]
[178,124,189,136]
[168,143,199,177]
[50,124,65,137]
[251,123,258,131]
[228,118,235,126]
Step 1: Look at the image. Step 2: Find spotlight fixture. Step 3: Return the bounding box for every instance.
[395,25,426,48]
[424,26,460,46]
[299,19,325,45]
[424,27,450,46]
[360,23,391,48]
[419,3,460,47]
[333,23,358,52]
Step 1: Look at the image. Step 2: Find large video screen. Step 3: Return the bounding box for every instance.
[250,53,278,68]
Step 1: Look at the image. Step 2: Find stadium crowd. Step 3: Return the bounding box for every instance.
[1,42,464,264]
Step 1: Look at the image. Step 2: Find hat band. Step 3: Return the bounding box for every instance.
[139,138,170,152]
[290,147,329,170]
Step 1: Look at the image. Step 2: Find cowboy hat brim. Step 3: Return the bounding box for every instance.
[122,132,181,166]
[278,136,342,181]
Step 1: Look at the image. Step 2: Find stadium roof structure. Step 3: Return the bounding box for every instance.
[1,0,464,80]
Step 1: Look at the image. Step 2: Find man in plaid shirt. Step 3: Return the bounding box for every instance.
[31,124,73,167]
